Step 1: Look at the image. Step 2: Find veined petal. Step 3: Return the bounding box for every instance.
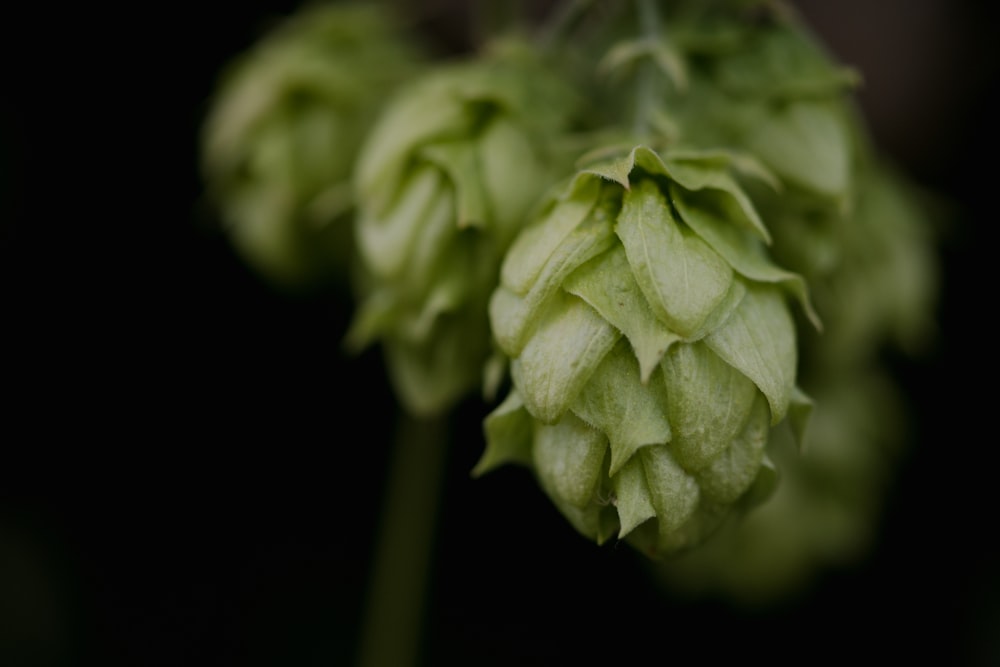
[705,283,797,424]
[571,340,671,477]
[564,244,682,383]
[500,176,602,295]
[616,179,734,339]
[662,341,758,471]
[672,183,821,330]
[533,412,608,509]
[510,292,621,424]
[640,445,700,534]
[475,389,533,476]
[693,393,770,504]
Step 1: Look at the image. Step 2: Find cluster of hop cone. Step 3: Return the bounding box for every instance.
[202,0,940,605]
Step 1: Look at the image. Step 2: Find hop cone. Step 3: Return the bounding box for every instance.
[346,41,582,417]
[200,2,422,290]
[477,144,818,557]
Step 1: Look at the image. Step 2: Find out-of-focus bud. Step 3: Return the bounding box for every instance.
[477,145,818,557]
[201,2,423,291]
[346,40,583,417]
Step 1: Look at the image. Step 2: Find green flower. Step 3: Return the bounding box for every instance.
[477,145,818,558]
[346,40,582,417]
[200,2,422,291]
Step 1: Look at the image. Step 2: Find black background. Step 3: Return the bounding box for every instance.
[2,1,998,665]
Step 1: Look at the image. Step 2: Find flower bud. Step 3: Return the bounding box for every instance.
[346,41,582,417]
[201,2,422,290]
[477,145,817,557]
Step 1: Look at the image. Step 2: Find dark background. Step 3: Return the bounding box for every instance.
[2,1,997,665]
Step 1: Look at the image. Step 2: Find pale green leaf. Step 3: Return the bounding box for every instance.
[421,138,490,229]
[357,164,449,279]
[745,102,850,199]
[500,175,601,295]
[672,185,821,330]
[661,156,771,244]
[564,244,682,382]
[490,194,617,356]
[571,340,671,476]
[640,445,700,534]
[477,116,553,241]
[693,393,770,504]
[510,291,621,424]
[661,341,758,471]
[705,283,797,424]
[475,389,533,476]
[533,412,608,509]
[613,456,656,537]
[616,179,734,338]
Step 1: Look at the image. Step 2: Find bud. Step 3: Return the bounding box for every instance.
[477,145,818,557]
[346,41,582,417]
[201,2,422,290]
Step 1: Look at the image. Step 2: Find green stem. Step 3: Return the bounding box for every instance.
[632,0,662,137]
[356,411,449,667]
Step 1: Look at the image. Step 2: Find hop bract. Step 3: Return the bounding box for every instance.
[477,145,818,557]
[200,2,422,290]
[346,41,581,417]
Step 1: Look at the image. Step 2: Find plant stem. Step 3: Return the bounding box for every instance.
[355,411,449,667]
[632,0,662,137]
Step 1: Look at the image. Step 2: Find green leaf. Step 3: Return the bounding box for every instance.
[705,283,797,424]
[533,412,608,509]
[356,164,450,279]
[571,340,671,476]
[510,292,621,424]
[693,393,770,504]
[499,175,601,295]
[745,102,850,199]
[640,445,700,534]
[613,456,657,538]
[564,244,682,382]
[421,138,490,229]
[616,179,734,339]
[353,73,470,208]
[662,155,772,244]
[661,341,758,471]
[672,185,822,330]
[475,390,533,476]
[477,116,554,242]
[490,191,616,356]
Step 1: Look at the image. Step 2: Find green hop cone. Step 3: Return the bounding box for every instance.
[345,40,582,417]
[477,144,819,558]
[200,1,423,291]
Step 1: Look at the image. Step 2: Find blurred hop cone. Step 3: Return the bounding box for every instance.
[200,1,423,291]
[476,144,821,558]
[345,40,582,418]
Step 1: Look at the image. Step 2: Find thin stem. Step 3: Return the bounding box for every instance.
[355,411,449,667]
[632,0,662,137]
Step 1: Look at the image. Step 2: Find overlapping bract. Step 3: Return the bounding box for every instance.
[478,145,817,557]
[201,2,422,290]
[346,42,582,417]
